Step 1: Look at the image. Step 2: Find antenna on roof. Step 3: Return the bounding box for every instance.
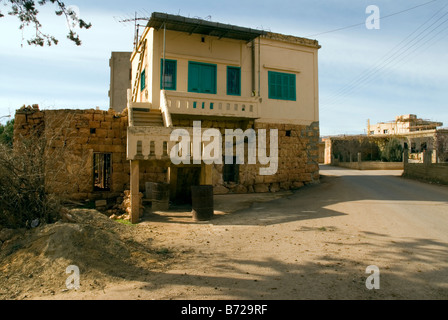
[117,11,150,49]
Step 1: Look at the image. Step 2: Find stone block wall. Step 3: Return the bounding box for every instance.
[14,105,130,201]
[13,106,320,202]
[403,163,448,185]
[171,117,320,194]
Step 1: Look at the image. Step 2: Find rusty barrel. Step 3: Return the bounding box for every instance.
[145,182,170,211]
[191,185,214,221]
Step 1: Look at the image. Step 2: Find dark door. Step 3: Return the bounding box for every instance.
[174,166,201,204]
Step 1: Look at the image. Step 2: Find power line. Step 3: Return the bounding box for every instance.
[307,0,438,38]
[320,3,448,111]
[322,11,448,108]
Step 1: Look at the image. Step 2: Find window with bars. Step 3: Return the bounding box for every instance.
[160,59,177,90]
[93,153,111,191]
[268,71,296,101]
[227,66,241,96]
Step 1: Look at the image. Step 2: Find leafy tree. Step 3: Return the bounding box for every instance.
[381,138,403,162]
[0,119,14,147]
[436,132,448,162]
[0,0,91,46]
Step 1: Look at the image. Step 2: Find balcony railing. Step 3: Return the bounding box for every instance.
[127,126,174,161]
[162,90,259,119]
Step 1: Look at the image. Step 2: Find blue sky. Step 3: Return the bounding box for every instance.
[0,0,447,136]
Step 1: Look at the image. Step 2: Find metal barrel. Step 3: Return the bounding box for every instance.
[191,185,214,221]
[145,182,170,211]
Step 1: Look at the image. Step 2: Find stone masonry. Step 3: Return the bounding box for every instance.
[14,106,320,201]
[171,117,320,195]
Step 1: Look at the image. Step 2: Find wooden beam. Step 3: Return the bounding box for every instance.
[130,160,140,224]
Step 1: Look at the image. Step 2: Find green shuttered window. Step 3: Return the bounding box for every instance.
[188,61,217,94]
[140,69,146,92]
[227,66,241,96]
[160,59,177,90]
[268,71,296,101]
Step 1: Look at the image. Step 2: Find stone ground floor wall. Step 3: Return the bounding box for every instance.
[170,118,320,195]
[14,107,320,202]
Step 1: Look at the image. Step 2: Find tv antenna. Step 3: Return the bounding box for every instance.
[118,12,150,49]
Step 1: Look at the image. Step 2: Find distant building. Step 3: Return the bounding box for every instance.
[109,52,132,112]
[367,114,442,136]
[322,114,448,166]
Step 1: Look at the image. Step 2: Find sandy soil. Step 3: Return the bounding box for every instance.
[1,166,448,300]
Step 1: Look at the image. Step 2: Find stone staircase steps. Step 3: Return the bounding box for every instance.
[132,108,164,127]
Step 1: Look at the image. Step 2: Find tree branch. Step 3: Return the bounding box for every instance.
[0,0,91,46]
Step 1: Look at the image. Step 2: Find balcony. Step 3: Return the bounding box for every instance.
[126,90,259,161]
[126,126,215,161]
[162,90,259,119]
[127,126,175,161]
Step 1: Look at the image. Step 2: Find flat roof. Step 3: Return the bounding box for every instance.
[147,12,266,42]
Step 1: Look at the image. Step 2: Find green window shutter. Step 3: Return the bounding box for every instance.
[160,59,177,90]
[227,66,241,96]
[188,62,217,94]
[200,65,214,93]
[188,63,200,92]
[268,71,296,101]
[140,69,146,92]
[289,74,296,100]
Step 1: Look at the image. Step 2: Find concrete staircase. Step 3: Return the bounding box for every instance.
[132,108,164,127]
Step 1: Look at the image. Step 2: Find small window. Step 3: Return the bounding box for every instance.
[268,71,296,101]
[93,153,111,191]
[383,129,389,134]
[285,130,291,137]
[227,66,241,96]
[223,156,239,183]
[140,69,146,91]
[160,59,177,90]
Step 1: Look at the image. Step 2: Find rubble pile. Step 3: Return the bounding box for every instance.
[109,190,144,221]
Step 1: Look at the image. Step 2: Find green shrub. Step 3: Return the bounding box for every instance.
[0,119,14,147]
[381,138,403,162]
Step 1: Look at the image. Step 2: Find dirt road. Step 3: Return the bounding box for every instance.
[47,165,448,299]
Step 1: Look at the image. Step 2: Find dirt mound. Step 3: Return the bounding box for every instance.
[0,209,170,300]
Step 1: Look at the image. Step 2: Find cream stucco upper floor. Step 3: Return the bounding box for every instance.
[129,13,320,127]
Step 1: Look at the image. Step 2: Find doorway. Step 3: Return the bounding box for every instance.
[172,166,201,204]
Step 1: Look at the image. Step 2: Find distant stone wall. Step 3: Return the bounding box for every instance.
[335,161,404,170]
[403,163,448,185]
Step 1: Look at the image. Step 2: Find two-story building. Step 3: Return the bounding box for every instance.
[124,13,321,221]
[14,12,321,223]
